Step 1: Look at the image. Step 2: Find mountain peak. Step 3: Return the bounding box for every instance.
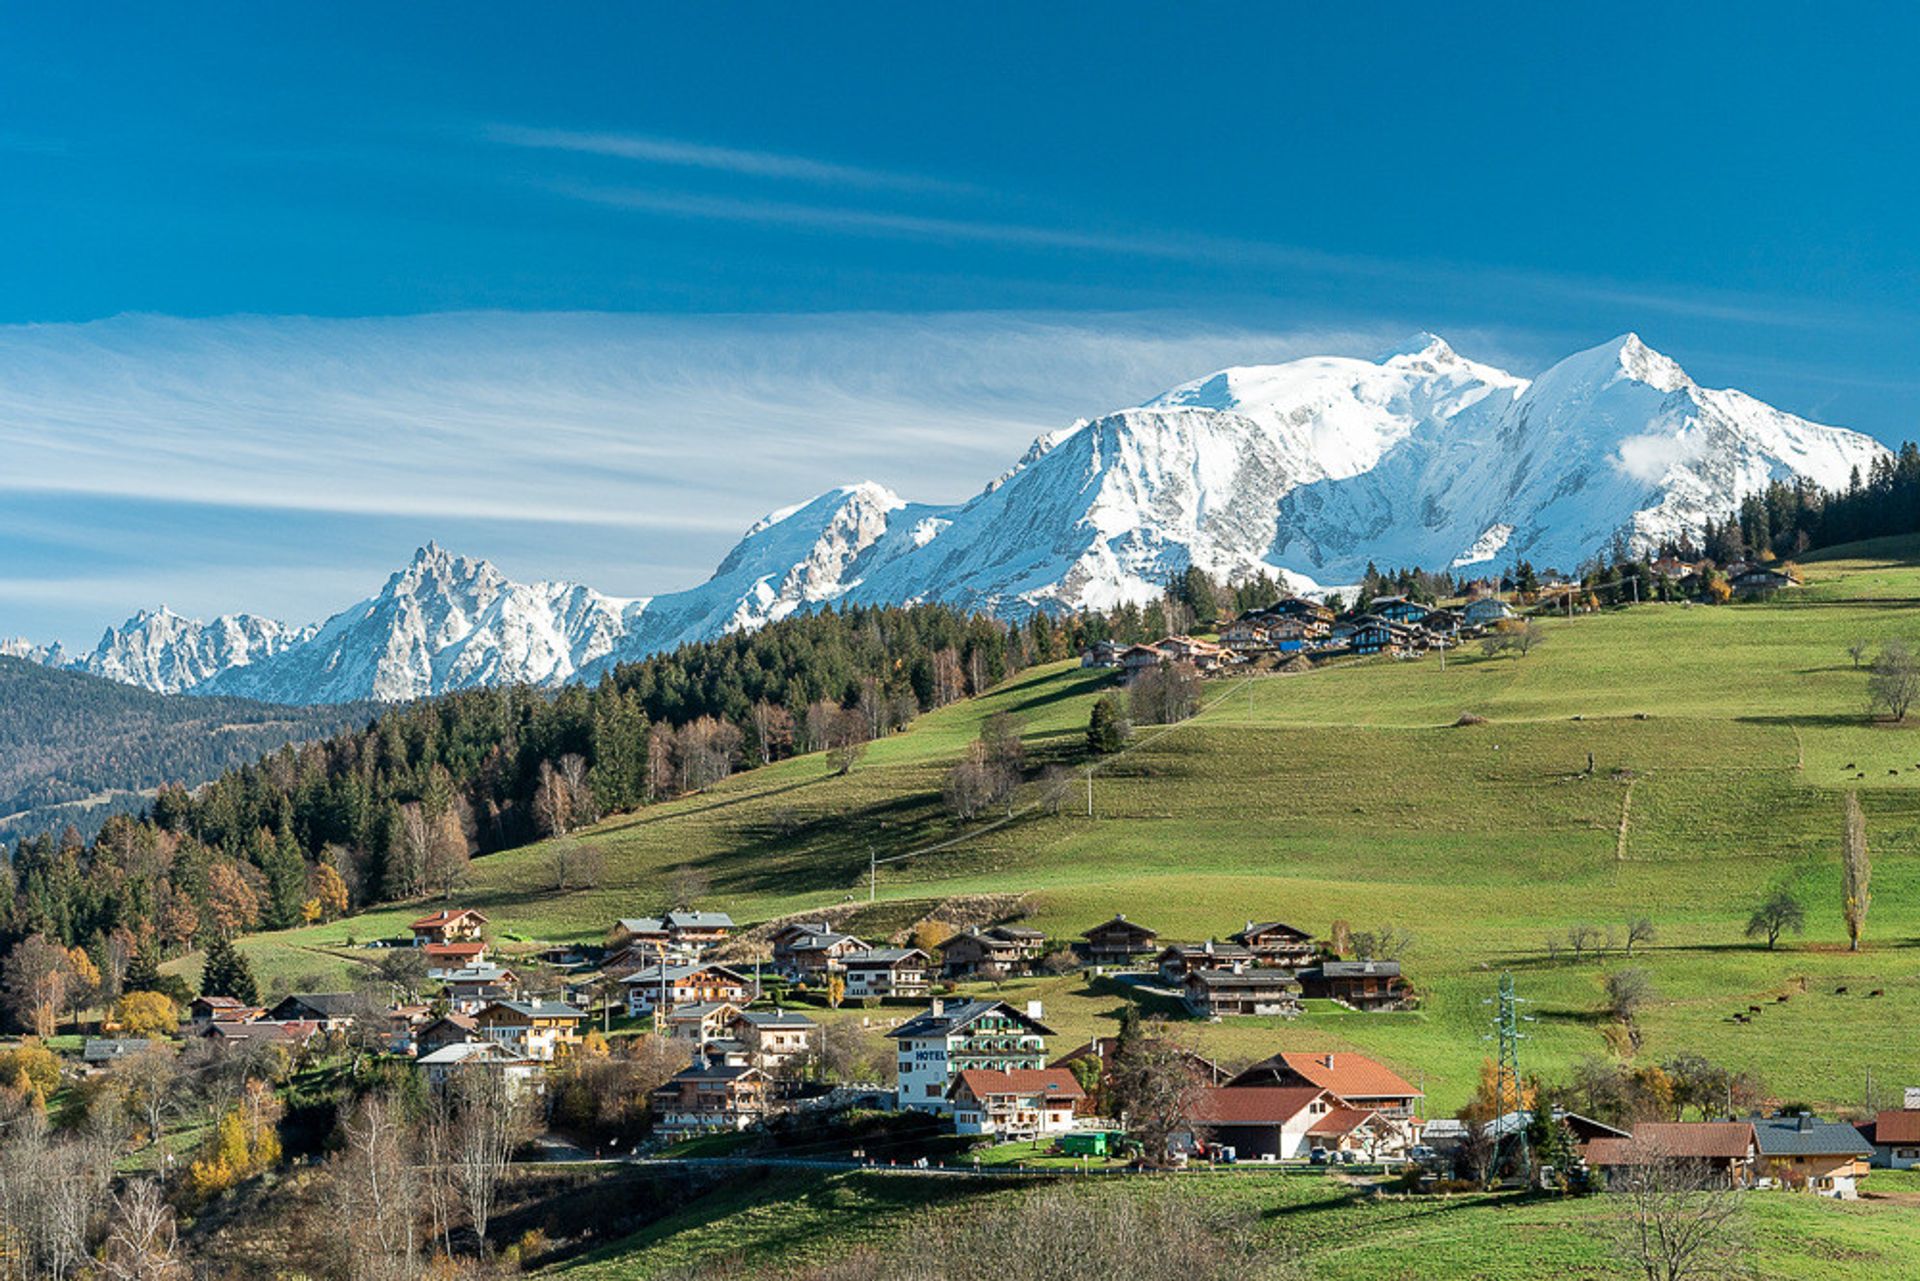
[1380,332,1456,364]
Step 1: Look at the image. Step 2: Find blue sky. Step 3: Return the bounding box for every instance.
[4,4,1919,646]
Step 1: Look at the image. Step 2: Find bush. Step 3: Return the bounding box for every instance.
[0,1042,61,1095]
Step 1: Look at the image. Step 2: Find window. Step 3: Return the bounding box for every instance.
[927,1083,941,1097]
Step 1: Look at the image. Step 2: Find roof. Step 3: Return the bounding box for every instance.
[480,1000,585,1021]
[988,925,1046,941]
[614,917,667,934]
[268,992,359,1018]
[209,1020,319,1043]
[83,1038,155,1062]
[939,929,1018,952]
[423,940,486,954]
[411,908,487,930]
[418,1041,536,1067]
[623,962,751,985]
[193,995,248,1009]
[950,1069,1085,1103]
[1160,942,1256,961]
[1191,1086,1330,1126]
[664,1001,739,1020]
[1233,1052,1422,1100]
[666,1059,765,1084]
[887,998,1055,1041]
[1081,914,1157,940]
[1188,968,1299,990]
[788,931,865,952]
[1871,1110,1920,1146]
[664,910,735,930]
[442,965,514,984]
[1586,1122,1756,1165]
[732,1007,816,1028]
[1229,922,1313,944]
[1308,1107,1382,1137]
[842,948,928,966]
[1313,960,1403,979]
[1749,1115,1874,1157]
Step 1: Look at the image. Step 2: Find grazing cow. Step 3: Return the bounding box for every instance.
[1892,770,1901,776]
[1776,994,1789,1002]
[1732,1013,1748,1024]
[1844,762,1855,770]
[1835,986,1848,995]
[1747,1004,1762,1014]
[1869,989,1884,998]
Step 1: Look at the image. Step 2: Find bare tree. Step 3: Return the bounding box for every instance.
[1129,661,1202,725]
[1744,889,1804,950]
[1607,1136,1745,1281]
[1625,917,1656,957]
[3,933,75,1037]
[447,1066,535,1255]
[533,759,574,836]
[1869,639,1919,721]
[556,753,596,825]
[114,1044,181,1151]
[1109,1017,1208,1165]
[659,864,711,915]
[1842,791,1871,951]
[1566,922,1602,963]
[425,804,471,900]
[102,1179,184,1281]
[1847,638,1870,670]
[548,835,605,892]
[331,1089,421,1281]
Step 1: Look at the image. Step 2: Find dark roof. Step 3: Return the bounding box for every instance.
[482,1000,585,1021]
[268,992,359,1019]
[1188,968,1299,989]
[1311,960,1402,979]
[1081,914,1157,941]
[887,998,1054,1041]
[1229,922,1313,944]
[732,1007,816,1028]
[664,910,735,930]
[1871,1110,1920,1146]
[83,1038,155,1062]
[1748,1115,1874,1157]
[987,925,1046,941]
[842,948,928,966]
[664,1060,765,1084]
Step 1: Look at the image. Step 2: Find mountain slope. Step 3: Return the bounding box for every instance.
[23,332,1889,703]
[0,657,371,843]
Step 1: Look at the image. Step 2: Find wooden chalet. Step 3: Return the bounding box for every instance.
[1182,967,1303,1018]
[441,964,519,1014]
[1272,597,1335,625]
[664,910,735,950]
[650,1060,773,1136]
[1298,959,1409,1010]
[422,940,489,974]
[1080,914,1158,966]
[410,908,488,947]
[417,1040,544,1096]
[474,999,585,1061]
[1367,596,1431,625]
[840,947,931,999]
[265,992,358,1031]
[1155,940,1255,984]
[947,1068,1084,1139]
[414,1013,480,1058]
[1227,921,1316,968]
[938,925,1045,979]
[623,962,755,1016]
[776,929,869,980]
[662,1000,744,1045]
[1749,1114,1874,1195]
[188,995,261,1027]
[607,917,670,950]
[1584,1122,1760,1189]
[728,1007,816,1070]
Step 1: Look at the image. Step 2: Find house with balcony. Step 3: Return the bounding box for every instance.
[410,908,488,947]
[623,962,755,1016]
[1156,940,1256,985]
[664,910,735,952]
[948,1069,1085,1139]
[889,998,1054,1114]
[1228,921,1316,968]
[841,948,931,1000]
[729,1007,816,1071]
[1297,959,1411,1011]
[474,999,586,1062]
[1080,915,1158,966]
[651,1059,773,1137]
[1183,966,1303,1018]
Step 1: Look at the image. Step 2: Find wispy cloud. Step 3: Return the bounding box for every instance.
[486,124,971,195]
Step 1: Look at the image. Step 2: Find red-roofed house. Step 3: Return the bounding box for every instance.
[1583,1122,1759,1187]
[1227,1052,1423,1115]
[411,909,488,946]
[423,940,488,973]
[1191,1086,1338,1159]
[1862,1110,1920,1170]
[948,1069,1085,1139]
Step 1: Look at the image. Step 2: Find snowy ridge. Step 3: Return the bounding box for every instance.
[25,332,1890,703]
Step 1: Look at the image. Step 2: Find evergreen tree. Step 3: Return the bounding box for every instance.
[1087,694,1132,755]
[124,941,163,994]
[200,934,259,1005]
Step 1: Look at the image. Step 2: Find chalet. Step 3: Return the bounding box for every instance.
[1421,609,1461,637]
[423,941,489,975]
[1368,596,1431,626]
[623,962,755,1017]
[1732,566,1802,598]
[1346,615,1411,657]
[1219,617,1274,651]
[474,999,586,1061]
[947,1069,1085,1139]
[1862,1108,1920,1169]
[889,998,1053,1114]
[1182,967,1303,1018]
[1749,1114,1873,1197]
[188,995,261,1028]
[410,908,488,947]
[1261,617,1320,652]
[1272,598,1335,626]
[1079,640,1122,669]
[1228,921,1316,969]
[386,1004,432,1054]
[608,917,670,950]
[938,927,1043,979]
[664,910,735,951]
[662,1001,744,1045]
[415,1013,481,1058]
[1584,1122,1759,1189]
[1228,1052,1423,1117]
[651,1059,773,1136]
[1159,635,1230,672]
[417,1040,544,1096]
[441,964,519,1014]
[1461,597,1514,627]
[1309,1104,1421,1159]
[265,992,359,1031]
[1189,1086,1344,1160]
[729,1007,816,1070]
[1118,644,1169,683]
[1080,915,1158,966]
[841,948,931,1000]
[1155,940,1256,984]
[1298,960,1410,1011]
[778,930,869,980]
[205,1020,320,1050]
[82,1038,154,1068]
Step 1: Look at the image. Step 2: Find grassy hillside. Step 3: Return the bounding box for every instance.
[225,535,1920,1114]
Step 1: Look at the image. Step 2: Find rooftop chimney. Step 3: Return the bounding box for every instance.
[930,998,944,1017]
[1027,1000,1045,1021]
[1797,1112,1813,1132]
[1324,1054,1336,1069]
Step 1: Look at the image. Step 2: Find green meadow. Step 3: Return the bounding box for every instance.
[222,536,1920,1116]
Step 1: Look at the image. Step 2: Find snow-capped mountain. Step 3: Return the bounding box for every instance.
[27,332,1889,704]
[200,543,650,703]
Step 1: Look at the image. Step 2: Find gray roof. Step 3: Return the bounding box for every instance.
[1190,968,1300,989]
[1314,960,1402,979]
[732,1007,816,1028]
[665,1001,739,1019]
[1748,1115,1874,1157]
[418,1041,536,1067]
[443,965,514,983]
[615,917,666,933]
[887,998,1054,1041]
[269,992,359,1018]
[665,910,735,930]
[789,931,865,951]
[484,1000,585,1020]
[843,948,927,966]
[83,1038,155,1062]
[623,962,750,985]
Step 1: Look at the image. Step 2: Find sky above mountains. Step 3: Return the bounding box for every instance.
[4,4,1919,646]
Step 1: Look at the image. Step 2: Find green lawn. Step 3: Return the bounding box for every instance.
[208,535,1920,1116]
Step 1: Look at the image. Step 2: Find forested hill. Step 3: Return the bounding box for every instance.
[0,658,373,845]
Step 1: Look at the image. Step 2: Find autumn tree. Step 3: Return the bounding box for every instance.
[1744,889,1804,950]
[3,934,75,1037]
[110,991,180,1037]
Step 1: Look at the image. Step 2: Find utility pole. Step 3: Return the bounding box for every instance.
[1483,971,1533,1176]
[1085,766,1095,819]
[868,845,876,902]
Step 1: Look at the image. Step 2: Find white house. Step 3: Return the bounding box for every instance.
[887,998,1052,1115]
[947,1069,1084,1139]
